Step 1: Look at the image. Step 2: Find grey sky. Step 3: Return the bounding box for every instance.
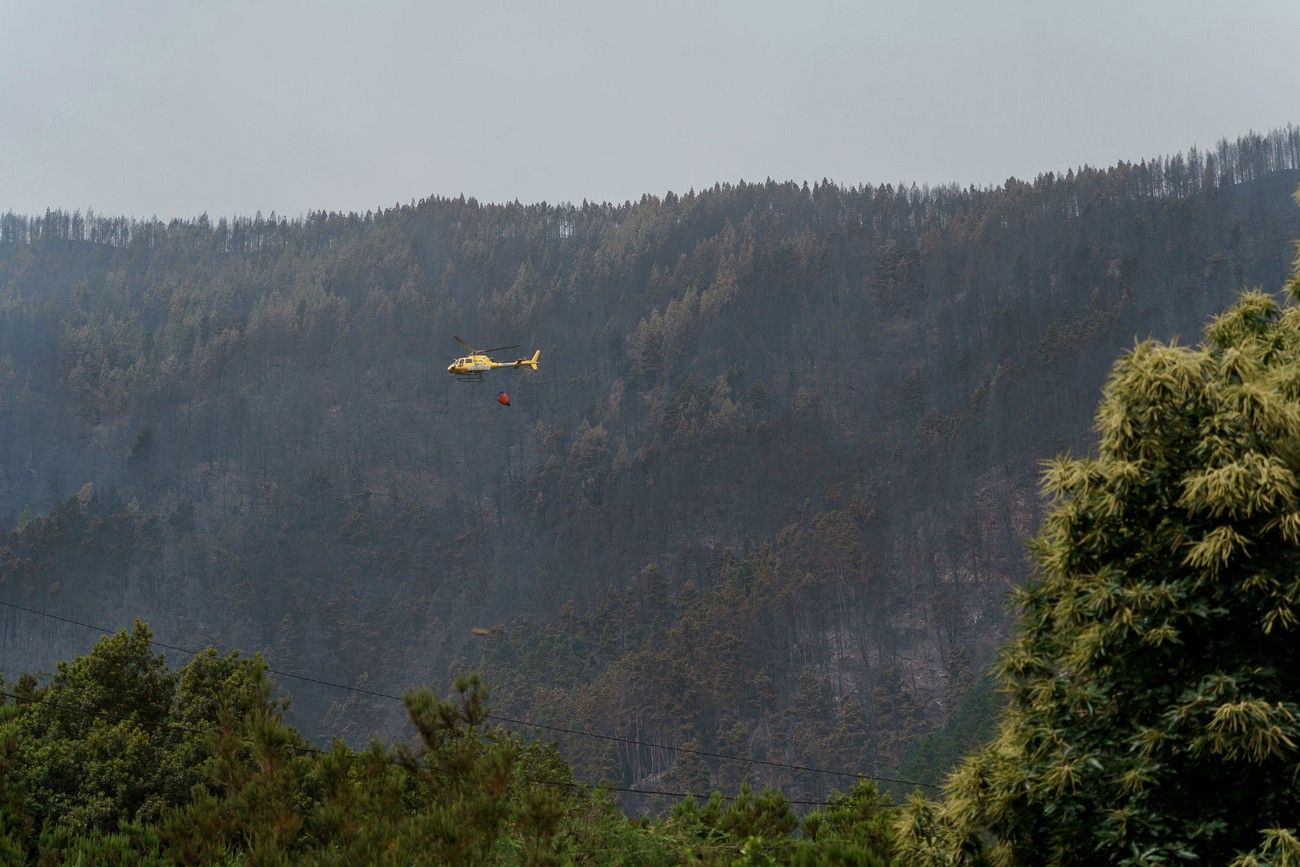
[1,0,1296,219]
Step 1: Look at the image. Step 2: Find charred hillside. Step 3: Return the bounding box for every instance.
[0,128,1298,793]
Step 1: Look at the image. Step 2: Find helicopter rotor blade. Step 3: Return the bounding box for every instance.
[480,344,520,354]
[452,335,475,350]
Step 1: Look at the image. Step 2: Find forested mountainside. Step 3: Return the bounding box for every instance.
[1,129,1298,797]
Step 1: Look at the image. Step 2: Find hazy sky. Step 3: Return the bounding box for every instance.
[2,1,1296,219]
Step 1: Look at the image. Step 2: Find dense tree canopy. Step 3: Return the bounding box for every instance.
[0,628,898,864]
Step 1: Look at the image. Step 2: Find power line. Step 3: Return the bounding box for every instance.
[0,597,938,792]
[0,598,405,701]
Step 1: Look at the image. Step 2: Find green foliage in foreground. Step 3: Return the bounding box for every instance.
[897,261,1300,860]
[0,624,897,865]
[894,673,1000,797]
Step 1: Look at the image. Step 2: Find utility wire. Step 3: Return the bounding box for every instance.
[0,597,938,792]
[0,598,404,700]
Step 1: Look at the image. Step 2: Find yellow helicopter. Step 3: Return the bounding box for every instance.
[447,336,541,381]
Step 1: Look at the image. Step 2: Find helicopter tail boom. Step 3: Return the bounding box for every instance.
[512,350,540,370]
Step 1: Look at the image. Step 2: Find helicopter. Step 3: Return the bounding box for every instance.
[447,336,541,381]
